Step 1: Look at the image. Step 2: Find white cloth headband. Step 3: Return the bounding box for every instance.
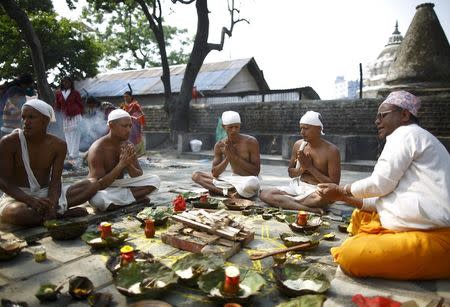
[222,111,241,125]
[299,110,324,135]
[22,99,56,122]
[107,109,130,123]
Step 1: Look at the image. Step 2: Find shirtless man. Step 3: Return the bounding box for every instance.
[85,109,160,211]
[260,111,340,212]
[0,99,91,226]
[192,111,260,198]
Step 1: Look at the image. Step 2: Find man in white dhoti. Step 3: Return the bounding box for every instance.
[0,99,90,226]
[260,111,340,213]
[192,111,261,198]
[83,109,160,211]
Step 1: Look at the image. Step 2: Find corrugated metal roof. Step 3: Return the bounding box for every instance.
[76,58,257,97]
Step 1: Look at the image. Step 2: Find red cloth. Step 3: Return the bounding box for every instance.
[352,294,401,307]
[55,89,84,117]
[121,100,145,126]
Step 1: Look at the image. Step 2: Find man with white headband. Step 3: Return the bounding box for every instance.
[317,91,450,280]
[260,110,340,213]
[192,110,261,198]
[72,108,161,211]
[0,99,88,226]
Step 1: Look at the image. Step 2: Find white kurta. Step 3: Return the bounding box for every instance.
[351,124,450,230]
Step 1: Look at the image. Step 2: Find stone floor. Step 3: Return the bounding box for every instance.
[0,150,448,307]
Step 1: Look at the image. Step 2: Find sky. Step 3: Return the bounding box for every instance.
[53,0,450,99]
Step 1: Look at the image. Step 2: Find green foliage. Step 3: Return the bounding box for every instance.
[0,8,103,80]
[80,1,191,69]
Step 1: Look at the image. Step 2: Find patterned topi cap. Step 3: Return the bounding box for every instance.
[381,90,421,117]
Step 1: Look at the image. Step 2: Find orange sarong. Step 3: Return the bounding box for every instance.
[331,210,450,280]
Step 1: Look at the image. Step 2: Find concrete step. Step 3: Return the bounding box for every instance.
[180,151,375,172]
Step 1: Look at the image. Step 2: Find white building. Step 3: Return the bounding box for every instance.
[362,22,404,98]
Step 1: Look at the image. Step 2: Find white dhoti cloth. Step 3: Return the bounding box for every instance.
[63,114,82,159]
[277,177,317,201]
[89,173,161,211]
[212,173,260,198]
[0,129,68,216]
[0,186,69,216]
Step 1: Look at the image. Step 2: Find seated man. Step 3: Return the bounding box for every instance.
[85,109,160,211]
[260,111,340,213]
[192,111,260,198]
[318,91,450,280]
[0,99,89,226]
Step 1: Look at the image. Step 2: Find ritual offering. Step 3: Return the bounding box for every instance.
[297,211,309,226]
[222,199,254,211]
[136,207,172,226]
[173,195,187,212]
[106,250,155,275]
[198,267,265,302]
[272,253,287,265]
[223,266,240,295]
[172,253,224,286]
[192,195,220,209]
[115,262,178,299]
[100,222,112,239]
[262,212,272,220]
[87,292,113,307]
[43,219,88,241]
[0,232,27,261]
[289,215,323,233]
[33,246,47,262]
[144,219,155,238]
[69,276,94,299]
[82,227,129,249]
[162,209,254,259]
[120,245,135,266]
[273,264,330,297]
[35,283,61,302]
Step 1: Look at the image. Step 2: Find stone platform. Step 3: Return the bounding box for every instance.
[0,151,448,307]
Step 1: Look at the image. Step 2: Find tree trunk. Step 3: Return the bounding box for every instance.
[0,0,54,105]
[170,0,211,134]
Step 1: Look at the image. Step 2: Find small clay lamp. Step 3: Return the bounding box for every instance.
[120,245,135,266]
[144,219,155,238]
[296,211,309,226]
[199,194,208,204]
[100,222,112,239]
[223,266,240,295]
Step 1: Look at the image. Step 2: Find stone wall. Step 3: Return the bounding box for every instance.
[143,95,450,136]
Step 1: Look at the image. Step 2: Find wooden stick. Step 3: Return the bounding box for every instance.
[249,242,311,260]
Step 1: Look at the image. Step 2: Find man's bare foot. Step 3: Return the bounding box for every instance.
[228,191,241,199]
[59,207,89,218]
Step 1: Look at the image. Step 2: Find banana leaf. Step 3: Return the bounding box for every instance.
[172,253,224,286]
[115,262,177,299]
[198,267,265,301]
[273,264,330,297]
[276,295,326,307]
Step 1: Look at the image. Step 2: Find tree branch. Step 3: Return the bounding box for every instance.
[172,0,196,4]
[208,0,248,51]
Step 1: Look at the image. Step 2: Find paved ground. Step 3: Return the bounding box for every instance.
[0,150,448,307]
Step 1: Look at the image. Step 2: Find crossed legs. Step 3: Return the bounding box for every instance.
[259,188,329,214]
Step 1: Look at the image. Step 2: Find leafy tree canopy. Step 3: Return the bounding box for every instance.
[80,0,191,69]
[0,2,103,82]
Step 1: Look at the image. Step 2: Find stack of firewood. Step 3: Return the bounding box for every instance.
[171,209,252,242]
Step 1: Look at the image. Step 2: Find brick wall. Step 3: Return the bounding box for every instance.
[143,95,450,137]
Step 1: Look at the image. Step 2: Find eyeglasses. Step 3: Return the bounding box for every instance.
[375,109,397,121]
